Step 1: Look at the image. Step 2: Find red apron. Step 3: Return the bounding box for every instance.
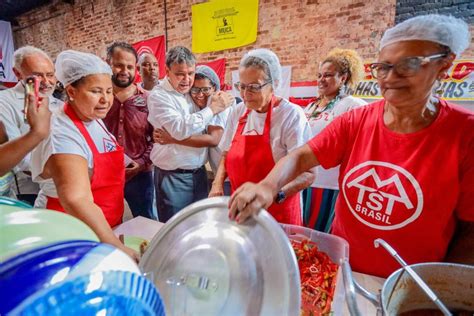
[226,97,302,225]
[46,103,125,227]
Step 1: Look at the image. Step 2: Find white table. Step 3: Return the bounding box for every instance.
[113,216,164,241]
[113,216,385,315]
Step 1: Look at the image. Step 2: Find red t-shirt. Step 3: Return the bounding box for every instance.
[308,99,474,277]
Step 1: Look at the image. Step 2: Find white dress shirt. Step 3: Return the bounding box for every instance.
[0,82,63,195]
[147,78,216,170]
[207,106,232,174]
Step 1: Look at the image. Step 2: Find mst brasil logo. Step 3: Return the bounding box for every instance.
[342,161,424,231]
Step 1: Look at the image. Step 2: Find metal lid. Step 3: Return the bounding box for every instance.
[140,197,300,316]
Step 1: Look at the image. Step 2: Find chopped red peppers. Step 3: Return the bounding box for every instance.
[291,239,338,316]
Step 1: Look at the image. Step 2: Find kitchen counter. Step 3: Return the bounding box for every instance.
[114,216,385,315]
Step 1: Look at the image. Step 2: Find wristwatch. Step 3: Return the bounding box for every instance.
[275,190,286,204]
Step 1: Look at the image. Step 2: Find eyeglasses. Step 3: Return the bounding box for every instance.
[234,81,271,93]
[190,87,213,95]
[369,53,447,79]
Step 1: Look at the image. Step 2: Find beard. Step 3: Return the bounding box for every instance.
[112,73,135,88]
[39,83,54,97]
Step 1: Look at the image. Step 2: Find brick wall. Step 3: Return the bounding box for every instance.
[396,0,474,23]
[12,0,474,84]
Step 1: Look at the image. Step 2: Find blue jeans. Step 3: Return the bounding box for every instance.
[154,166,208,223]
[124,171,155,219]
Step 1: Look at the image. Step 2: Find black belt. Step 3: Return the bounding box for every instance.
[157,166,204,174]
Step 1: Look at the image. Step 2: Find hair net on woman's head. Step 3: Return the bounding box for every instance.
[196,65,221,91]
[55,50,112,87]
[240,48,282,90]
[380,14,471,56]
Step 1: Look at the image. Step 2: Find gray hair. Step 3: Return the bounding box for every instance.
[240,48,282,90]
[13,46,52,70]
[165,46,196,68]
[240,56,272,83]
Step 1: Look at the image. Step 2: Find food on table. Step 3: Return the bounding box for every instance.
[291,239,338,316]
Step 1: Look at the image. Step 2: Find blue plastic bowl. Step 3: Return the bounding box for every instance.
[9,271,165,316]
[0,240,140,314]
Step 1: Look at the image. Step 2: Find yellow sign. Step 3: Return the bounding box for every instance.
[192,0,259,53]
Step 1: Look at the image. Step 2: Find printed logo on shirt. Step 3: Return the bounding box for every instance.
[341,161,423,231]
[242,128,261,136]
[103,138,117,152]
[133,95,147,107]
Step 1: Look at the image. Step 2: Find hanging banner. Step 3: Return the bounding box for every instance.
[192,0,259,53]
[133,35,166,81]
[288,59,474,110]
[231,65,292,99]
[349,59,474,103]
[198,58,226,89]
[0,20,17,83]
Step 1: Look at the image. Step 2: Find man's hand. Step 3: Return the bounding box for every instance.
[153,128,177,145]
[26,94,51,140]
[228,182,275,224]
[125,160,140,182]
[209,91,235,115]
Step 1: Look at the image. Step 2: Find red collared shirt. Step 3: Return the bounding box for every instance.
[103,85,153,170]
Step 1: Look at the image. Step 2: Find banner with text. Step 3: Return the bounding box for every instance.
[192,0,258,53]
[350,59,474,102]
[0,20,16,83]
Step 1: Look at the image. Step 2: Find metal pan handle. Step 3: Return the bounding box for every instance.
[341,259,381,316]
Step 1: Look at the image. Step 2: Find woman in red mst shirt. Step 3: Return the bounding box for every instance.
[228,14,474,278]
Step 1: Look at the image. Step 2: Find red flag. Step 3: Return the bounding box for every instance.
[198,58,227,89]
[133,35,166,82]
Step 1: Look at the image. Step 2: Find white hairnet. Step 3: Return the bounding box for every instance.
[380,14,471,56]
[55,50,112,87]
[196,65,220,91]
[240,48,282,90]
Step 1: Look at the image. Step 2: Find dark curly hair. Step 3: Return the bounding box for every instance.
[106,42,138,63]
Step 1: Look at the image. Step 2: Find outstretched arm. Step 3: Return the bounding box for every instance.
[228,144,319,223]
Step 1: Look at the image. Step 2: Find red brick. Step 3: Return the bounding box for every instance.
[12,0,474,84]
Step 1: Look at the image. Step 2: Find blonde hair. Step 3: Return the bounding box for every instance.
[322,48,364,89]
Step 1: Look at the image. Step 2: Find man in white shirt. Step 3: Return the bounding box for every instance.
[0,46,63,204]
[147,46,232,222]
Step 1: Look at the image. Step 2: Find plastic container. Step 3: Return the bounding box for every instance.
[281,224,349,316]
[9,271,165,316]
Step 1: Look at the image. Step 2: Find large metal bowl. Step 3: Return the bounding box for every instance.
[382,263,474,315]
[139,197,301,316]
[343,261,474,315]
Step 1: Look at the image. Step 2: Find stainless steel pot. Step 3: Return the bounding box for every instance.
[342,261,474,315]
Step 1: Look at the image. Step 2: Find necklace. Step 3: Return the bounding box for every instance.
[310,94,341,118]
